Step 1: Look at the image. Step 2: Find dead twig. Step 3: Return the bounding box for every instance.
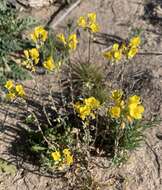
[49,0,82,28]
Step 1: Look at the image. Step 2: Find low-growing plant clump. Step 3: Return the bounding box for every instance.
[2,10,156,187]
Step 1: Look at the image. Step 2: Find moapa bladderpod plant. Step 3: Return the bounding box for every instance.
[2,12,156,183]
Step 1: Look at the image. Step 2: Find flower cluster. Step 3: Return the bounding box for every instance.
[23,26,57,72]
[127,95,145,120]
[77,12,100,33]
[23,48,39,72]
[103,36,141,62]
[51,148,73,169]
[74,96,100,121]
[108,90,144,127]
[57,33,78,50]
[31,26,48,48]
[4,80,25,100]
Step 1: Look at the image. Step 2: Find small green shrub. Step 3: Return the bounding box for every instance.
[0,0,36,85]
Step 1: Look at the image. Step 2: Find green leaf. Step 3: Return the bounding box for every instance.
[31,145,47,152]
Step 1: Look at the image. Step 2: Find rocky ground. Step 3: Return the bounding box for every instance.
[1,0,162,189]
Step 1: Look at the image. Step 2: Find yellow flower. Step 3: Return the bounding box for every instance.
[63,148,71,156]
[24,48,39,65]
[6,92,16,100]
[103,50,113,60]
[15,84,25,97]
[128,95,141,105]
[111,89,123,101]
[5,80,14,90]
[22,60,36,72]
[68,33,78,50]
[31,26,48,43]
[43,56,55,71]
[4,81,25,100]
[84,97,100,109]
[77,16,86,28]
[128,104,144,120]
[57,33,78,50]
[129,36,141,48]
[119,100,125,109]
[29,48,39,63]
[74,97,100,120]
[111,90,124,107]
[87,12,97,23]
[79,105,91,120]
[113,50,122,61]
[120,43,127,53]
[127,47,138,59]
[51,151,61,161]
[23,49,39,71]
[65,154,73,166]
[78,12,100,33]
[109,106,121,119]
[63,148,73,166]
[112,43,120,51]
[104,43,122,62]
[89,23,100,33]
[57,33,67,46]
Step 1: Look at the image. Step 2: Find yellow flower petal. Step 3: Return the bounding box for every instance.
[5,80,14,90]
[31,26,48,43]
[6,92,16,101]
[112,43,119,51]
[89,23,100,33]
[109,106,121,119]
[113,50,122,61]
[84,97,100,109]
[79,105,91,120]
[51,151,61,161]
[128,95,141,105]
[77,16,87,28]
[129,36,141,48]
[128,104,144,120]
[63,148,71,156]
[111,89,123,101]
[65,154,73,166]
[43,56,55,71]
[15,84,25,97]
[57,33,67,46]
[68,33,78,50]
[127,47,138,59]
[87,12,96,24]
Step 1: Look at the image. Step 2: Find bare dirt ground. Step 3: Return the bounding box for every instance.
[0,0,162,189]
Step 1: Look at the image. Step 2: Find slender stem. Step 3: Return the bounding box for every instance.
[68,58,75,114]
[32,74,53,127]
[88,31,91,63]
[57,70,66,111]
[32,112,58,148]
